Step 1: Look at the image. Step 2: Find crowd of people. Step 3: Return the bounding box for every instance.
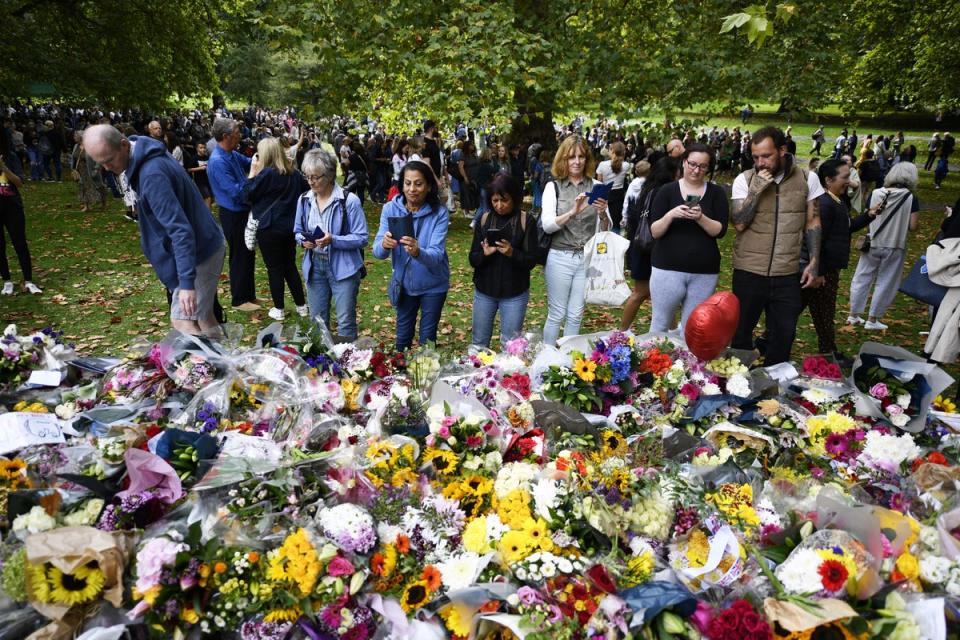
[1,101,958,371]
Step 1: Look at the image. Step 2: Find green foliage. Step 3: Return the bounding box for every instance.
[0,0,222,107]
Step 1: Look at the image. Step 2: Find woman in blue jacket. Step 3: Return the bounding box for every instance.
[372,160,450,350]
[242,138,310,321]
[294,148,369,339]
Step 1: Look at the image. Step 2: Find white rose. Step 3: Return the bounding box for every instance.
[890,413,910,428]
[897,393,911,408]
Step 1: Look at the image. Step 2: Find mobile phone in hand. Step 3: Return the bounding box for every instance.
[685,194,701,206]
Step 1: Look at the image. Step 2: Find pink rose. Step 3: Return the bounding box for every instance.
[327,555,355,577]
[437,425,451,438]
[870,383,889,399]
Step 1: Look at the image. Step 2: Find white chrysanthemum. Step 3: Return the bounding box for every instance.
[801,388,832,406]
[533,478,562,521]
[493,462,539,498]
[629,537,655,558]
[777,549,825,594]
[862,431,921,468]
[485,514,509,541]
[726,374,751,398]
[919,555,952,585]
[437,552,487,591]
[920,526,941,553]
[702,383,722,396]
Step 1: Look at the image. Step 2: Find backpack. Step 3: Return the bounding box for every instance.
[532,181,560,266]
[629,189,656,255]
[337,198,367,279]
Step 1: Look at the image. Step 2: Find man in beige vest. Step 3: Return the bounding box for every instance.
[730,127,824,365]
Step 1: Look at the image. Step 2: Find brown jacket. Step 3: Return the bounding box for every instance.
[733,158,809,276]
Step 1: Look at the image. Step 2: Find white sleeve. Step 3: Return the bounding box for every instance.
[541,182,562,233]
[807,170,825,201]
[731,173,749,200]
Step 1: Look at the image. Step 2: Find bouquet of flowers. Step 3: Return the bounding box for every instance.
[855,366,920,429]
[0,325,72,391]
[801,354,844,381]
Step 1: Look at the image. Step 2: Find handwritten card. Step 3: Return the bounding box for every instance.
[0,412,66,455]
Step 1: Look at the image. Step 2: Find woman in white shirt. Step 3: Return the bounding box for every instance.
[595,141,631,234]
[391,138,409,188]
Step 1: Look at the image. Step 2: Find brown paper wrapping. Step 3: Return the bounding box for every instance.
[25,526,135,640]
[913,462,960,493]
[763,597,858,632]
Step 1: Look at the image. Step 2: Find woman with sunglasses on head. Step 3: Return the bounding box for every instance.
[647,143,728,333]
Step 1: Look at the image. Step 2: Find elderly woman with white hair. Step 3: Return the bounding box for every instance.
[294,148,368,339]
[847,162,921,330]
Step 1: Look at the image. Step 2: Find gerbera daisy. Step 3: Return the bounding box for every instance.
[824,431,849,456]
[422,565,442,591]
[396,534,411,554]
[573,359,597,383]
[817,558,849,593]
[521,518,554,551]
[400,579,431,612]
[47,563,105,607]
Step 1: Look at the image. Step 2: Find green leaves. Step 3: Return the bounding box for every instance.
[719,5,775,45]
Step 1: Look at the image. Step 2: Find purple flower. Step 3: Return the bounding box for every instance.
[824,432,849,456]
[869,382,889,399]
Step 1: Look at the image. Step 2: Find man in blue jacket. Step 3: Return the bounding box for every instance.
[83,124,226,335]
[206,118,258,311]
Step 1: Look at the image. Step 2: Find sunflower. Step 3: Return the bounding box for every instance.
[400,579,431,612]
[773,619,868,640]
[391,468,418,487]
[573,358,597,382]
[423,447,459,476]
[440,602,476,637]
[264,605,302,623]
[47,563,105,607]
[460,475,494,497]
[29,563,50,603]
[600,429,628,458]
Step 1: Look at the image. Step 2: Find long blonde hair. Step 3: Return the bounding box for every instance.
[551,135,596,180]
[256,137,294,175]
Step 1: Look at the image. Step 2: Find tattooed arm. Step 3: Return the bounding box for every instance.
[732,169,774,232]
[800,197,822,288]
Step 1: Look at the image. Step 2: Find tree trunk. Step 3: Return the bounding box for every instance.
[507,0,556,150]
[508,85,556,150]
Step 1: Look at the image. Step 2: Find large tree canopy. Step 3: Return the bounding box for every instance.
[1,0,222,107]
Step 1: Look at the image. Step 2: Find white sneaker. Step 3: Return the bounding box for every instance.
[267,307,285,321]
[846,315,864,325]
[23,282,41,294]
[1,281,13,295]
[864,320,888,330]
[295,305,310,318]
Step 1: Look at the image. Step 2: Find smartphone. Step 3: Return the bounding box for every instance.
[485,227,506,244]
[685,194,702,206]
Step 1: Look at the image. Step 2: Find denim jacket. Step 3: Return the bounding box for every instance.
[372,195,450,296]
[293,184,368,282]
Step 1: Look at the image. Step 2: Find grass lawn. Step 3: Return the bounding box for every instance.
[3,113,959,388]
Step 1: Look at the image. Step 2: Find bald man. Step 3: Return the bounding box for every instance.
[83,125,225,334]
[147,120,163,140]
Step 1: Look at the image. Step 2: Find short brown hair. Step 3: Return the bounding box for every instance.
[551,135,596,180]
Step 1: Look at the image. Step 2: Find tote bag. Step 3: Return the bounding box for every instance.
[584,230,631,306]
[900,252,948,306]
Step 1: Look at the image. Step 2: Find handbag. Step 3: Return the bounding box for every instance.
[899,243,949,306]
[533,181,560,266]
[854,199,899,253]
[630,190,656,255]
[245,178,292,251]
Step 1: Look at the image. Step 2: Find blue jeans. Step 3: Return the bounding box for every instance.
[305,254,361,339]
[472,289,529,347]
[395,289,447,350]
[543,248,587,346]
[26,148,41,180]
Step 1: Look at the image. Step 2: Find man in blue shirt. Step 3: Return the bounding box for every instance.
[206,118,258,311]
[83,124,226,335]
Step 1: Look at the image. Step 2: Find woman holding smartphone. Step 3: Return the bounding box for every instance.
[468,173,538,347]
[647,144,728,333]
[540,135,609,346]
[373,160,450,350]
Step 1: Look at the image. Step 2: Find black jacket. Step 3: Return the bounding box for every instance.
[801,192,871,272]
[241,167,309,233]
[469,209,538,298]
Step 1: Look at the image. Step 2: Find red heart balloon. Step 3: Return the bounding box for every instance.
[684,292,741,361]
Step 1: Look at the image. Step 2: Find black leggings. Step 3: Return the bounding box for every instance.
[258,227,306,309]
[0,197,32,281]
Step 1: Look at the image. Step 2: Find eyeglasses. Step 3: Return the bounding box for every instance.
[685,160,709,172]
[305,174,327,183]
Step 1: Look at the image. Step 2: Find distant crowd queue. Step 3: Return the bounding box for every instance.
[1,103,957,367]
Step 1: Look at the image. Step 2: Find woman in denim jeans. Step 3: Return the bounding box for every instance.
[469,173,538,347]
[373,161,450,350]
[294,149,368,339]
[540,135,609,345]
